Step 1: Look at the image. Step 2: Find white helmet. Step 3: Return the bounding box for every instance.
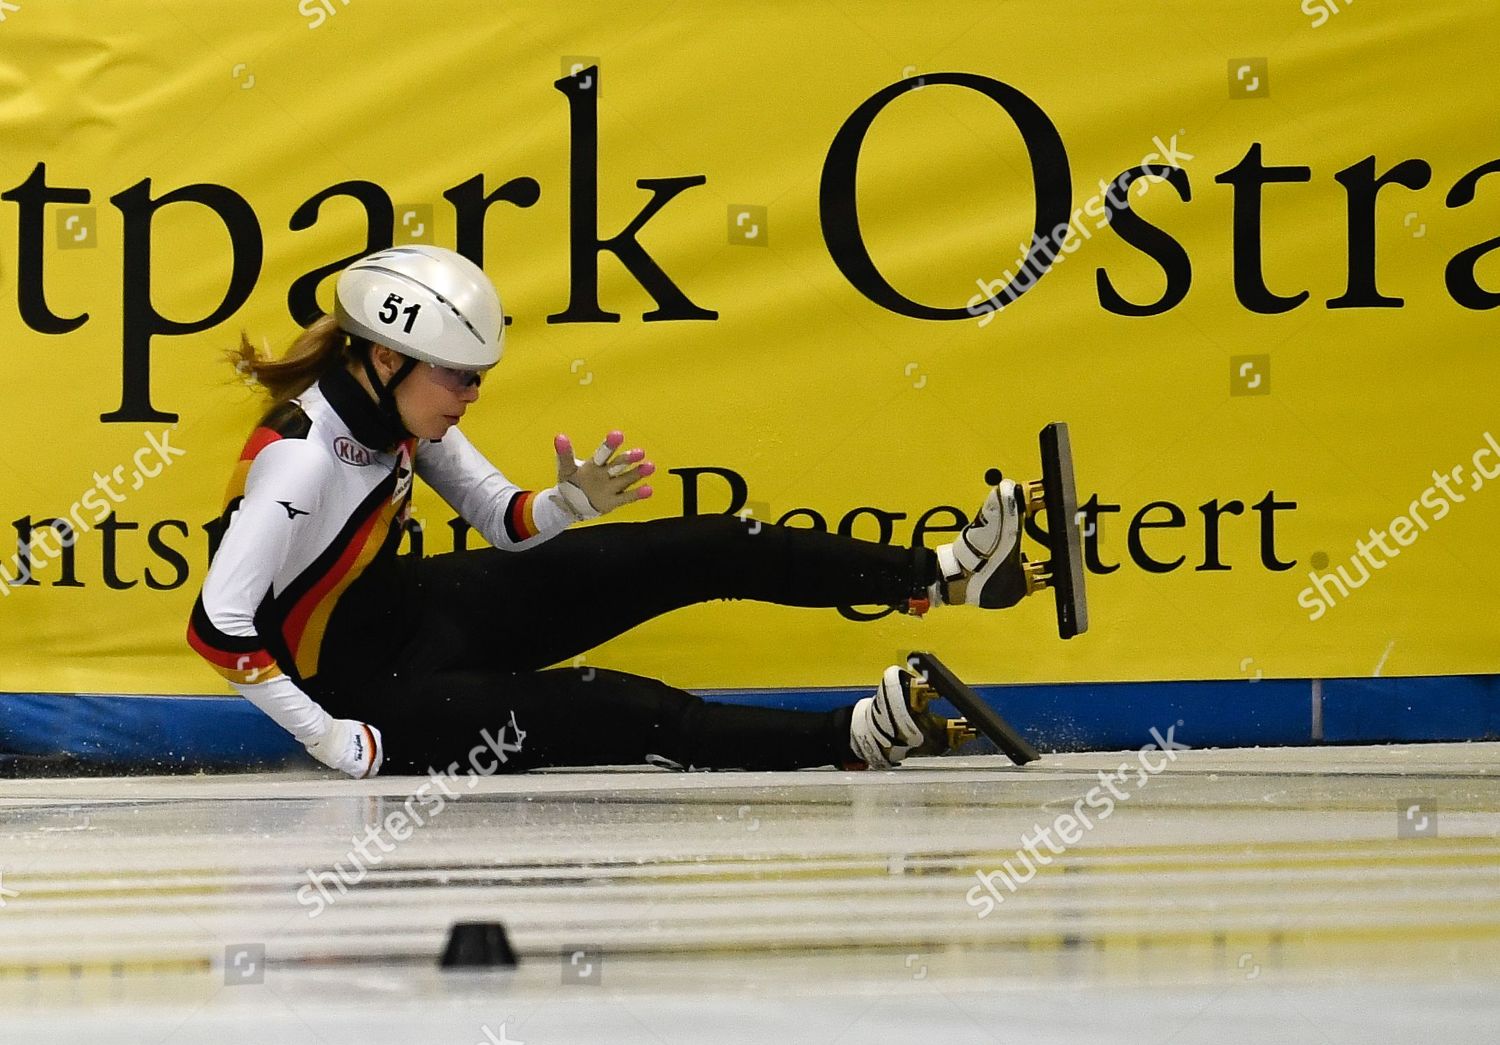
[334,245,504,370]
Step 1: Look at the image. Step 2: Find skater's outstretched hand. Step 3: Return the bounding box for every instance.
[553,429,654,520]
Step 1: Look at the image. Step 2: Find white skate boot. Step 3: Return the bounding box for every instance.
[936,476,1045,609]
[848,665,951,768]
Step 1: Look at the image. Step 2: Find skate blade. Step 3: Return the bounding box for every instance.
[906,653,1041,765]
[1038,421,1089,639]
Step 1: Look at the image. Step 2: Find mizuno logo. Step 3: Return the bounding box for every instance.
[278,501,310,520]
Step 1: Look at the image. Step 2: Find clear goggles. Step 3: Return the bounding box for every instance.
[426,362,485,392]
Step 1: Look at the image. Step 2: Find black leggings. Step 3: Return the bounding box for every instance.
[317,515,938,774]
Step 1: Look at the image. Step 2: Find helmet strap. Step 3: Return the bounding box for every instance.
[358,343,418,444]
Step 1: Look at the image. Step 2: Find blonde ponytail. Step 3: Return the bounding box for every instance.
[230,314,363,403]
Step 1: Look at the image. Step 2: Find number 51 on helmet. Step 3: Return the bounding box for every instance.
[333,245,505,372]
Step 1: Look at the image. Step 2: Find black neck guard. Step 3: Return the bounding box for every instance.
[318,363,411,452]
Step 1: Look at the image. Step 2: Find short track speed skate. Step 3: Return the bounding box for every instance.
[939,422,1088,638]
[980,422,1088,639]
[904,651,1040,766]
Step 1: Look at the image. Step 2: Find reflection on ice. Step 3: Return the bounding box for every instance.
[1,743,1497,1041]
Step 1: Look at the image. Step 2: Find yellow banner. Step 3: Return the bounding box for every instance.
[1,1,1497,694]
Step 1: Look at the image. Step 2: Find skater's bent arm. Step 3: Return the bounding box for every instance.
[414,426,580,550]
[187,440,335,745]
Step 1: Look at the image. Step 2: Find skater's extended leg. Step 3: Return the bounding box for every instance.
[335,666,858,774]
[403,514,938,671]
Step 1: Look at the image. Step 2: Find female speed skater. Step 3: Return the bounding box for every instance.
[187,246,1049,778]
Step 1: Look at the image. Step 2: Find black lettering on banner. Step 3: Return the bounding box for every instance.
[839,605,896,622]
[910,506,965,546]
[838,506,907,545]
[1196,499,1246,572]
[0,163,90,334]
[549,66,717,324]
[820,72,1072,319]
[670,466,748,518]
[287,180,395,326]
[1128,500,1187,573]
[1252,490,1297,570]
[1214,143,1312,314]
[1098,164,1193,317]
[0,484,1301,596]
[446,174,540,327]
[1074,494,1121,575]
[9,516,82,587]
[99,512,138,589]
[1328,156,1432,310]
[2,69,1497,417]
[1445,158,1500,310]
[105,178,264,423]
[144,519,190,590]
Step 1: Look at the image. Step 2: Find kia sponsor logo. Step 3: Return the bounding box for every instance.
[334,436,373,467]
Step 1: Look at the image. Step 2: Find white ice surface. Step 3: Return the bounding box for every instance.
[1,743,1498,1042]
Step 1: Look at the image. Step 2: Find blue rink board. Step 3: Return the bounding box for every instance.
[2,676,1497,771]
